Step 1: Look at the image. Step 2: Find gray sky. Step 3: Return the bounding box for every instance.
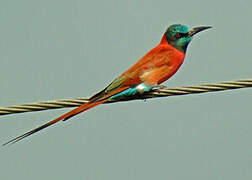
[0,0,252,179]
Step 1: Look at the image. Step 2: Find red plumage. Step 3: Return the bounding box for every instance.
[4,26,201,145]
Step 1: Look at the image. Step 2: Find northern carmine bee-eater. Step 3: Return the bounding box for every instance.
[4,24,211,145]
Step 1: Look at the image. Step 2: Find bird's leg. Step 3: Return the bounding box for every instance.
[153,85,167,90]
[135,83,157,94]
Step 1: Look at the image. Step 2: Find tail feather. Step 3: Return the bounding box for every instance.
[3,100,106,146]
[62,99,107,121]
[3,86,129,146]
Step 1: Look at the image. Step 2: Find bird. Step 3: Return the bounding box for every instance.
[3,24,211,146]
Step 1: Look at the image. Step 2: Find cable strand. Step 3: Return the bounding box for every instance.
[1,79,251,116]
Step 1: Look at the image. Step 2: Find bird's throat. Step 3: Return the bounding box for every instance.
[169,41,188,53]
[162,34,188,53]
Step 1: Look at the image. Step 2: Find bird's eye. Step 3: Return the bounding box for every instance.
[175,33,182,38]
[175,33,181,38]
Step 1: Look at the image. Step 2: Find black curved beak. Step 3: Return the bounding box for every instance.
[188,26,212,37]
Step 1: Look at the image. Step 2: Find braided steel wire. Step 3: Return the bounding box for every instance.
[0,79,251,116]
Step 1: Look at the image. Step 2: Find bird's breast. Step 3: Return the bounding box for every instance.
[140,47,185,85]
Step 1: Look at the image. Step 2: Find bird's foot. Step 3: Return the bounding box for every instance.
[153,85,167,90]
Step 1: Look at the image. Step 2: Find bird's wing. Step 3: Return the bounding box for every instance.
[92,45,174,100]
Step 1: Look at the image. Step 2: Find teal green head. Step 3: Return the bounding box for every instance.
[165,24,211,53]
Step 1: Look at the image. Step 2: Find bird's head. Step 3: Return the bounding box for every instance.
[165,24,211,53]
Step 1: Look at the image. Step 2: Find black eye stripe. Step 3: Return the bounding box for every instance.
[180,33,187,37]
[176,33,188,38]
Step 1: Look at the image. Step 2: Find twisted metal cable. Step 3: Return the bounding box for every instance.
[1,79,251,116]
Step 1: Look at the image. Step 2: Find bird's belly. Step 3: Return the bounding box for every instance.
[157,62,183,84]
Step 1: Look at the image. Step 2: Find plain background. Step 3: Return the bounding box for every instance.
[0,0,252,179]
